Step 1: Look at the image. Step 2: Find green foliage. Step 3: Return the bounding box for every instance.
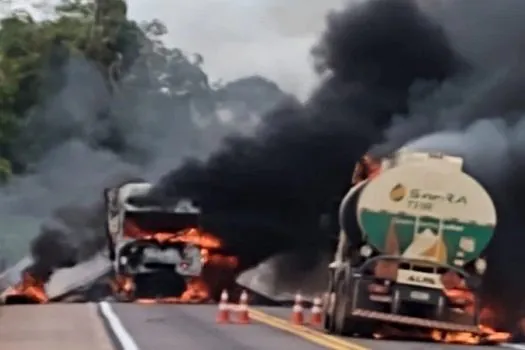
[0,0,213,178]
[0,156,11,182]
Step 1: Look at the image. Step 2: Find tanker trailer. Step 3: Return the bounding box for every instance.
[322,149,495,337]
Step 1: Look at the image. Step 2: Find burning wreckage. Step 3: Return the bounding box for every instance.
[0,149,518,345]
[105,181,238,303]
[1,181,239,304]
[322,149,510,344]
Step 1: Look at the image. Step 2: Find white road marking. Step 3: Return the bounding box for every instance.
[501,343,525,350]
[99,301,140,350]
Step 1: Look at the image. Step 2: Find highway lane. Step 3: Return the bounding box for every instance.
[106,302,524,350]
[255,306,508,350]
[0,304,113,350]
[1,302,524,350]
[107,303,335,350]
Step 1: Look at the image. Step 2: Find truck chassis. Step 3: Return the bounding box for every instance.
[323,255,482,337]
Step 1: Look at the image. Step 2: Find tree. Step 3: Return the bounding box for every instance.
[0,0,288,180]
[0,0,145,173]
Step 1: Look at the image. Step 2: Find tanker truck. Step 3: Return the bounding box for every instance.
[322,149,495,337]
[104,180,205,301]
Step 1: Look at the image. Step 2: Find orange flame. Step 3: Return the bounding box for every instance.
[352,154,381,184]
[114,222,238,303]
[3,271,49,304]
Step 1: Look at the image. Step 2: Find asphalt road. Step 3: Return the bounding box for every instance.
[256,306,514,350]
[1,303,524,350]
[0,304,113,350]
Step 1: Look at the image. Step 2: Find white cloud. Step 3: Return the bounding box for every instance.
[126,0,348,99]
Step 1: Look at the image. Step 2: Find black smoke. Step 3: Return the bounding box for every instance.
[141,0,462,274]
[26,174,143,280]
[1,23,286,279]
[370,0,525,328]
[139,0,525,328]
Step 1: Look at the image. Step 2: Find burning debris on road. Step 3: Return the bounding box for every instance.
[4,0,525,346]
[2,271,48,304]
[126,0,525,343]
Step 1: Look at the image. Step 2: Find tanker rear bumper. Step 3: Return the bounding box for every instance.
[350,308,482,334]
[331,255,482,336]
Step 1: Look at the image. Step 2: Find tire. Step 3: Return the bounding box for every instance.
[333,272,376,338]
[323,274,336,333]
[333,275,350,335]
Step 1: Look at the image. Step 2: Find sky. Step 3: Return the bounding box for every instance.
[125,0,349,99]
[2,0,349,98]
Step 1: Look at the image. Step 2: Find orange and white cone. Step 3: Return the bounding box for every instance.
[290,292,304,325]
[216,289,231,324]
[309,296,322,327]
[236,290,251,324]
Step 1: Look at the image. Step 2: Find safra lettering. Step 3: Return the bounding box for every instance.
[409,189,467,205]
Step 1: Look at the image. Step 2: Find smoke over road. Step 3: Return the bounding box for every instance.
[134,0,525,327]
[5,0,525,328]
[142,0,461,272]
[0,28,286,277]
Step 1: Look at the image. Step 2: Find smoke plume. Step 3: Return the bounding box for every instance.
[372,0,525,327]
[0,32,286,276]
[139,0,525,327]
[143,0,461,272]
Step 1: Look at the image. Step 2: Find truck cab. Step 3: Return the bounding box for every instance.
[324,149,495,337]
[103,181,204,300]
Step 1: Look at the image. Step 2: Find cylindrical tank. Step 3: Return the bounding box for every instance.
[339,180,368,248]
[339,152,497,266]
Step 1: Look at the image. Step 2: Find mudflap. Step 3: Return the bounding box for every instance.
[333,272,380,337]
[133,271,187,300]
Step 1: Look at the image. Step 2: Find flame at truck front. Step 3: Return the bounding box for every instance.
[106,182,238,303]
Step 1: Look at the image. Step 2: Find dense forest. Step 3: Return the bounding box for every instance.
[0,0,287,183]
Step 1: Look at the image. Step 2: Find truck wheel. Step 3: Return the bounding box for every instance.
[334,274,376,338]
[333,276,350,335]
[323,274,336,332]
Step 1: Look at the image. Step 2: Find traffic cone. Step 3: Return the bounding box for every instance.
[216,289,230,324]
[290,292,304,325]
[236,290,251,324]
[309,296,322,327]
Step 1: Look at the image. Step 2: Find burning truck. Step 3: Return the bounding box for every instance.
[105,181,238,303]
[322,149,509,343]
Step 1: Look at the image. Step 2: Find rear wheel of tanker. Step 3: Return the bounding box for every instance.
[322,273,336,333]
[334,273,376,338]
[333,275,350,336]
